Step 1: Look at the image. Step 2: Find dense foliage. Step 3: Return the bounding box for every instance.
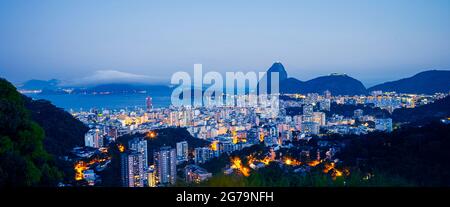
[200,165,412,187]
[339,122,450,186]
[0,78,62,187]
[23,97,89,156]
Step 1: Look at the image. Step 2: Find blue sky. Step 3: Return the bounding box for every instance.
[0,0,449,86]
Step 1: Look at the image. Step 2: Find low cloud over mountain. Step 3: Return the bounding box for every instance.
[67,70,165,86]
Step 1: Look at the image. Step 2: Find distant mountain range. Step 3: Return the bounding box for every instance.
[263,62,449,95]
[16,63,450,95]
[259,62,367,95]
[17,80,173,96]
[18,79,61,90]
[280,74,367,95]
[368,70,450,94]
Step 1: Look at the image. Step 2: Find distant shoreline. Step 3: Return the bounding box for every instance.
[25,93,172,112]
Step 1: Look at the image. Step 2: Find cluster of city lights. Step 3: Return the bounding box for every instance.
[74,157,110,181]
[227,153,348,180]
[117,143,125,153]
[230,157,250,177]
[146,131,157,139]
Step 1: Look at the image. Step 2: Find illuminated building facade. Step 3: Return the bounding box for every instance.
[121,151,145,187]
[146,96,153,111]
[303,104,314,116]
[128,137,148,170]
[85,129,103,148]
[194,147,213,164]
[319,99,331,111]
[154,146,177,185]
[375,118,393,132]
[176,141,189,164]
[185,165,212,183]
[147,166,157,187]
[302,122,320,135]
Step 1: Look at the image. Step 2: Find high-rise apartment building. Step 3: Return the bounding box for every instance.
[176,141,189,163]
[154,146,177,185]
[121,151,145,187]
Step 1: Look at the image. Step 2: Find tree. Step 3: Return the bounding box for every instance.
[0,78,62,187]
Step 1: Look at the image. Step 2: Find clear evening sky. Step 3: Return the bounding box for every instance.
[0,0,449,87]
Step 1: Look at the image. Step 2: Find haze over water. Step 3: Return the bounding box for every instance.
[26,93,172,112]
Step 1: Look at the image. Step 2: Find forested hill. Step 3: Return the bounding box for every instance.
[23,96,89,156]
[369,70,450,94]
[0,78,61,186]
[338,122,450,186]
[392,96,450,125]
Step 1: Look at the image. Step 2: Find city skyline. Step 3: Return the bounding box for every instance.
[1,0,450,87]
[2,1,450,204]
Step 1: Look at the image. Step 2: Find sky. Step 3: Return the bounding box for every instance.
[0,0,449,87]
